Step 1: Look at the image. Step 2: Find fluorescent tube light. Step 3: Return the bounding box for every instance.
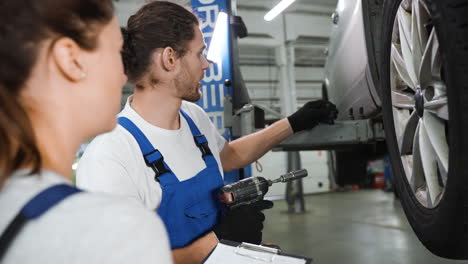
[264,0,296,21]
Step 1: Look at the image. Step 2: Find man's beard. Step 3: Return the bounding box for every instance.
[182,86,201,102]
[175,65,201,103]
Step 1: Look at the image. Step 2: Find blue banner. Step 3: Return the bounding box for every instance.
[191,0,231,139]
[191,0,250,183]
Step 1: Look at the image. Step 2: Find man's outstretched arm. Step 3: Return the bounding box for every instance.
[220,100,338,172]
[220,118,293,172]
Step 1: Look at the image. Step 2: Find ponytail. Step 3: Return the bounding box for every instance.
[0,84,41,187]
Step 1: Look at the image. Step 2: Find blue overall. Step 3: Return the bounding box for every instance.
[0,184,81,260]
[118,110,224,249]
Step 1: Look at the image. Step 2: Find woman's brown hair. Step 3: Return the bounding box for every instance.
[0,0,114,186]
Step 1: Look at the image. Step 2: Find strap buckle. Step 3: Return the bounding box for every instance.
[144,150,170,182]
[193,135,212,158]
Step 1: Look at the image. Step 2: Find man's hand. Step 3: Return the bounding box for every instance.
[213,200,274,244]
[287,100,338,133]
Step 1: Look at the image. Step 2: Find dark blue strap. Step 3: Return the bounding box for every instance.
[179,110,213,158]
[0,184,81,260]
[179,110,203,136]
[118,117,172,181]
[21,184,81,219]
[118,117,159,164]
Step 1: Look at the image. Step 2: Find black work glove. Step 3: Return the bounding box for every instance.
[213,200,274,244]
[287,100,338,133]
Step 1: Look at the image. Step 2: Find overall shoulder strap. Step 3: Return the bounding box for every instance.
[118,117,174,182]
[179,109,203,136]
[0,184,81,260]
[179,110,213,158]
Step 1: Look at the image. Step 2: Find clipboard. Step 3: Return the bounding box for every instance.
[203,240,313,264]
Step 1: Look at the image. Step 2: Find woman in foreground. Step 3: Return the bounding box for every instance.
[0,0,172,263]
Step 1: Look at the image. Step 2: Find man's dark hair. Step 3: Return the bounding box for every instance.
[121,1,200,84]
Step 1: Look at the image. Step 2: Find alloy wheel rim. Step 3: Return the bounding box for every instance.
[390,0,449,208]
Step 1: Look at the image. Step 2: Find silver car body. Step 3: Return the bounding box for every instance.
[324,0,381,121]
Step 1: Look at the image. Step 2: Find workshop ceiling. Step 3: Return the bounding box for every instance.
[114,0,338,8]
[114,0,336,67]
[299,0,337,5]
[238,44,328,67]
[240,0,337,6]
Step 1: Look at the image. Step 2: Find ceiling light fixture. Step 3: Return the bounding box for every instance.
[264,0,296,21]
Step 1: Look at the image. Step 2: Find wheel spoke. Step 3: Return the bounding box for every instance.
[392,44,417,89]
[399,111,419,155]
[426,189,432,208]
[433,80,447,98]
[411,124,426,193]
[430,34,442,81]
[419,29,442,89]
[425,97,447,109]
[428,105,448,120]
[398,7,418,87]
[418,0,431,15]
[419,121,443,205]
[412,0,428,82]
[438,159,448,187]
[425,95,449,120]
[422,111,449,175]
[392,90,415,109]
[393,108,411,141]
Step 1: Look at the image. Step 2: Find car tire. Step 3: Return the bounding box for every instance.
[380,0,468,259]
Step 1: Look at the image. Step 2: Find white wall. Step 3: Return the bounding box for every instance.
[236,2,335,118]
[255,150,330,198]
[236,0,336,194]
[240,65,324,113]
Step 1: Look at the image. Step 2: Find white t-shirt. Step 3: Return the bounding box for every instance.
[76,99,227,211]
[0,170,172,264]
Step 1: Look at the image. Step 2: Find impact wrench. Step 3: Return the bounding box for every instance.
[219,169,308,209]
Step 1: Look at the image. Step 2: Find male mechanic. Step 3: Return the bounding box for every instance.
[77,1,337,263]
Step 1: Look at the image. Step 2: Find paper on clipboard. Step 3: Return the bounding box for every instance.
[204,242,308,264]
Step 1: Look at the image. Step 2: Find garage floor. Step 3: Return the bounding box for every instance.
[263,190,464,264]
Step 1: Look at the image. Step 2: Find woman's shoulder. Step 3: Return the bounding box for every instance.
[68,190,157,220]
[54,192,172,262]
[68,191,166,234]
[0,171,172,263]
